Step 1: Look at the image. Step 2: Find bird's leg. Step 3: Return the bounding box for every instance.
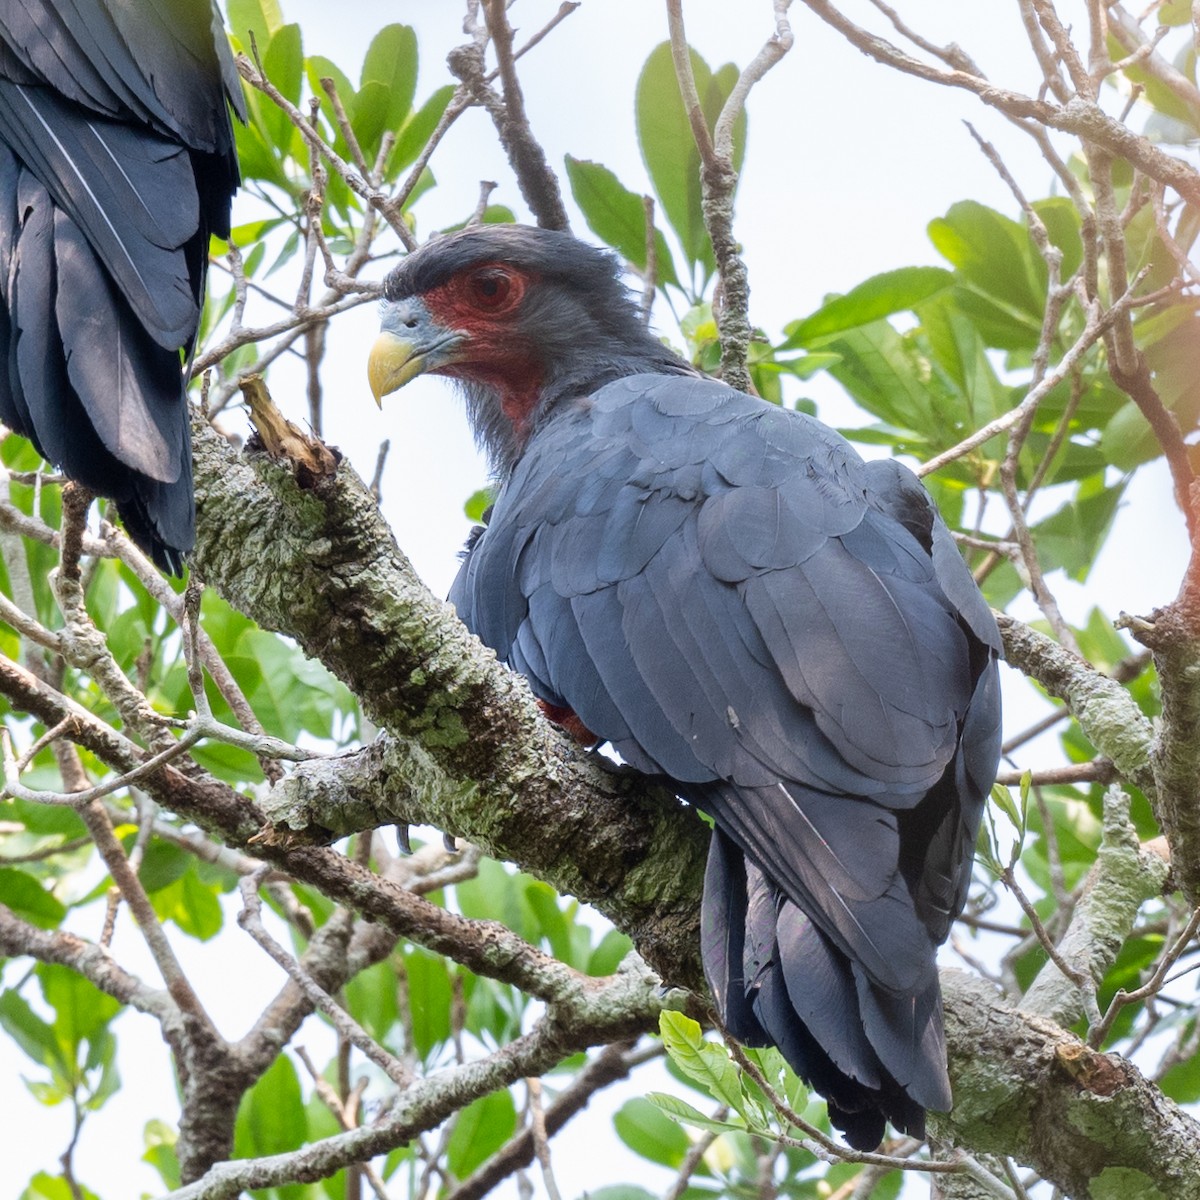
[394,823,459,856]
[394,824,413,856]
[536,699,599,746]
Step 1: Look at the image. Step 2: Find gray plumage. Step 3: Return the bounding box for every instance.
[379,225,1003,1150]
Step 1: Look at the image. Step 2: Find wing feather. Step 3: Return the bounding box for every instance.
[451,374,1002,1141]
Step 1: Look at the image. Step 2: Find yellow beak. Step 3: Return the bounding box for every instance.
[368,332,426,408]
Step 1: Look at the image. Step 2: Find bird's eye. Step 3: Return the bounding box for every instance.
[467,268,513,310]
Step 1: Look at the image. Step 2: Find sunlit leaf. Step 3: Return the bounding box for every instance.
[784,267,953,347]
[227,0,284,52]
[646,1091,745,1136]
[659,1011,746,1117]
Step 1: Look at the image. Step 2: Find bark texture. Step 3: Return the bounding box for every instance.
[178,419,1200,1196]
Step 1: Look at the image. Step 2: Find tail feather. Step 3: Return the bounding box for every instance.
[0,154,193,571]
[701,821,769,1047]
[702,828,943,1150]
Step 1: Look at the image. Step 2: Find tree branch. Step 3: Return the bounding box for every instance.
[995,615,1155,796]
[170,420,1200,1192]
[800,0,1200,205]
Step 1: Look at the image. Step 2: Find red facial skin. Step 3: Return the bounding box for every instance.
[420,263,544,440]
[422,265,597,747]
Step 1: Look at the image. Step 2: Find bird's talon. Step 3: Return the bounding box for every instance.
[395,824,413,856]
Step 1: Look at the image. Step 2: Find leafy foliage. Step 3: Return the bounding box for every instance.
[1,1,1197,1197]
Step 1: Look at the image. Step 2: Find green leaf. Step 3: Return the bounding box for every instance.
[784,267,953,347]
[646,1091,746,1136]
[135,841,191,893]
[822,321,957,445]
[405,948,452,1059]
[457,858,530,938]
[20,1173,100,1200]
[637,43,704,276]
[39,963,121,1052]
[7,796,85,837]
[233,121,293,192]
[588,927,633,977]
[764,353,842,384]
[1030,477,1126,581]
[342,959,399,1044]
[226,0,284,52]
[0,867,67,928]
[149,868,224,941]
[1161,1027,1200,1102]
[920,294,1011,429]
[356,25,418,153]
[990,782,1023,836]
[142,1119,181,1191]
[464,487,494,523]
[928,201,1045,323]
[307,56,356,150]
[636,43,741,285]
[390,85,456,179]
[349,81,392,160]
[614,1096,692,1167]
[523,879,575,963]
[0,988,61,1069]
[234,1053,307,1162]
[1115,34,1200,134]
[659,1010,746,1116]
[445,1088,517,1178]
[564,157,680,289]
[1034,197,1084,280]
[259,24,304,150]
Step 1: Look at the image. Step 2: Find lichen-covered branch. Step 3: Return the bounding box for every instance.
[176,424,1200,1188]
[189,420,710,987]
[995,615,1155,796]
[478,0,571,230]
[1019,787,1170,1026]
[1123,588,1200,906]
[665,0,795,393]
[937,970,1200,1199]
[158,957,667,1200]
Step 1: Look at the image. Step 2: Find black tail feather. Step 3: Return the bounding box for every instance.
[0,153,193,571]
[701,827,945,1150]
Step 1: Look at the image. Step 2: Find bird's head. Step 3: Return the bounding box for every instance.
[369,224,692,472]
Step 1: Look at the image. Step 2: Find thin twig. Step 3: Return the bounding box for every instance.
[237,868,414,1088]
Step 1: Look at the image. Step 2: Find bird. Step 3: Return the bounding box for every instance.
[0,0,244,572]
[368,223,1003,1150]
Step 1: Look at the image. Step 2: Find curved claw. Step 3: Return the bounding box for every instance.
[442,831,459,854]
[395,824,413,856]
